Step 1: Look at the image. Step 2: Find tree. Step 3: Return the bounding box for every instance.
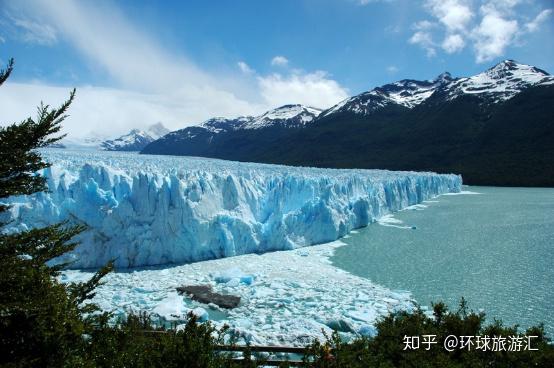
[0,58,112,367]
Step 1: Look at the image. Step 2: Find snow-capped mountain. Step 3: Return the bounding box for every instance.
[198,104,321,132]
[101,123,170,151]
[321,60,553,118]
[142,59,554,186]
[243,104,322,129]
[321,72,454,117]
[142,104,321,156]
[443,60,554,103]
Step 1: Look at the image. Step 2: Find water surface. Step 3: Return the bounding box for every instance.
[332,186,554,336]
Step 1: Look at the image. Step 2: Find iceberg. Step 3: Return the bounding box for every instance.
[2,149,461,268]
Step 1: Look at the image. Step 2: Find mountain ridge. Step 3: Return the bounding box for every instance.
[101,123,170,151]
[141,60,554,186]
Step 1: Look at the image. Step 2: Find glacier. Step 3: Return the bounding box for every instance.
[2,149,462,268]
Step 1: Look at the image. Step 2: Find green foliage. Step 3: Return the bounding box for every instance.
[303,299,554,367]
[0,58,109,367]
[0,58,75,213]
[84,312,233,368]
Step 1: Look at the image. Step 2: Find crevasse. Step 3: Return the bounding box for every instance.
[3,150,462,268]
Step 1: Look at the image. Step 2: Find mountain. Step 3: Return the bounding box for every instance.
[101,123,170,151]
[141,105,322,157]
[141,60,554,187]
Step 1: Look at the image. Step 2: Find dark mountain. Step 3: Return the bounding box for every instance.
[141,105,322,158]
[141,60,554,186]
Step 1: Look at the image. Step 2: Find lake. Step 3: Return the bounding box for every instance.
[331,186,554,336]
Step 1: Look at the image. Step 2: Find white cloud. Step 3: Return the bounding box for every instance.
[358,0,394,4]
[413,20,436,30]
[472,6,519,63]
[1,0,348,138]
[0,83,202,138]
[409,31,436,57]
[425,0,473,32]
[384,24,402,34]
[7,14,58,45]
[410,1,551,62]
[237,61,254,74]
[525,9,552,33]
[386,65,399,74]
[442,33,465,53]
[257,71,349,109]
[270,56,289,67]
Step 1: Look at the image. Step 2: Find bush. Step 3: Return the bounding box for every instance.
[303,299,554,367]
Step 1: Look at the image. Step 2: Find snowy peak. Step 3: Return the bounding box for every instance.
[200,116,253,133]
[322,73,453,117]
[433,72,454,84]
[101,123,170,151]
[445,60,553,102]
[245,104,322,129]
[375,74,453,108]
[258,104,322,121]
[323,60,552,118]
[147,122,170,138]
[485,60,548,80]
[196,104,322,132]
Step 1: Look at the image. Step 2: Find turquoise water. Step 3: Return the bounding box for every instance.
[331,186,554,336]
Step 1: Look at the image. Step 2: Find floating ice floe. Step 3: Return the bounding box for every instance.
[61,240,417,346]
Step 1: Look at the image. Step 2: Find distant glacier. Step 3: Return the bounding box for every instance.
[2,150,462,268]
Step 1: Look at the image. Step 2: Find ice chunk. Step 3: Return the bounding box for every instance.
[191,307,209,322]
[152,294,188,321]
[358,325,377,337]
[214,268,255,285]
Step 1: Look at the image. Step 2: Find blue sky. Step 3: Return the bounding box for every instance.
[0,0,552,137]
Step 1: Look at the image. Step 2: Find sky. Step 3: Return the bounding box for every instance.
[0,0,552,139]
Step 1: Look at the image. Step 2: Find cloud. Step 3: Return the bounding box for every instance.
[410,1,552,63]
[472,6,519,62]
[386,65,399,74]
[237,61,254,74]
[270,56,289,67]
[425,0,473,32]
[1,0,348,138]
[0,83,202,138]
[413,20,436,30]
[358,0,394,4]
[7,14,58,45]
[257,71,349,109]
[409,31,436,57]
[442,33,465,53]
[384,24,402,34]
[525,9,552,33]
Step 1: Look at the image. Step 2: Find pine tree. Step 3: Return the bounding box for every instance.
[0,58,112,367]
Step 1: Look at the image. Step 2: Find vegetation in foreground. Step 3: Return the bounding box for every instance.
[1,58,553,367]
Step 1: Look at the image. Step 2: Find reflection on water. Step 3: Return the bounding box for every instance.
[332,186,554,336]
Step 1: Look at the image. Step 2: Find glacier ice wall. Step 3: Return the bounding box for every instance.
[2,150,462,268]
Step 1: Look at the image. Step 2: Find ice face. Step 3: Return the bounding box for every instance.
[2,150,462,268]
